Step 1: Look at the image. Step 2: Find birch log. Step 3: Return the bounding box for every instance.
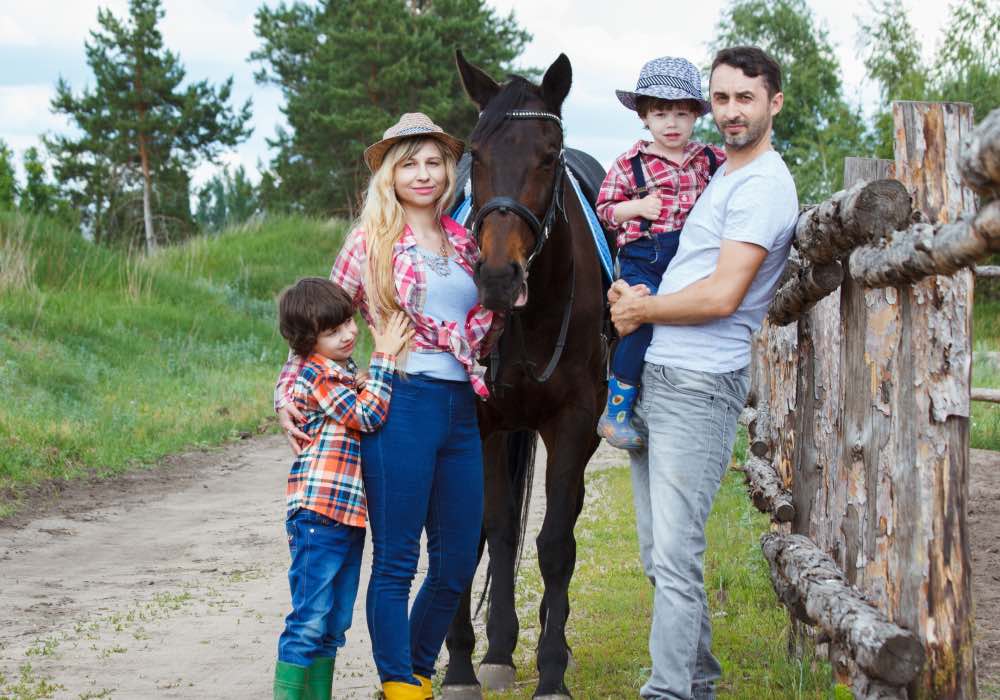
[959,106,1000,200]
[743,455,795,522]
[795,179,912,264]
[767,260,844,326]
[761,533,925,686]
[975,265,1000,278]
[848,199,1000,287]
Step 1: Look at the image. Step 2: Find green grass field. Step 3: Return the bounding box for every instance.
[0,212,369,517]
[973,300,1000,450]
[480,433,836,699]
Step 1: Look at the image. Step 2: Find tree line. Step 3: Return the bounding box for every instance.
[0,0,996,251]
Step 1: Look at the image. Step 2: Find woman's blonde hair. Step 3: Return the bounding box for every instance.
[356,137,458,326]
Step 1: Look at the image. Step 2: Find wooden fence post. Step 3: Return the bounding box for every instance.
[887,100,976,699]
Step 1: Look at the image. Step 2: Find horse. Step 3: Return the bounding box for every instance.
[441,51,614,699]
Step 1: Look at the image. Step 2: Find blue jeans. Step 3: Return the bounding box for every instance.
[630,362,749,700]
[361,374,484,683]
[612,232,682,385]
[277,508,365,667]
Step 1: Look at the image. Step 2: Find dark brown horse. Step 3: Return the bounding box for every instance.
[441,52,612,699]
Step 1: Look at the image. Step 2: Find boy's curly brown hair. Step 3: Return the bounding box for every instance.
[278,277,355,357]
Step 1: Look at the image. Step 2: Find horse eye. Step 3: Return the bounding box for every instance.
[540,153,556,166]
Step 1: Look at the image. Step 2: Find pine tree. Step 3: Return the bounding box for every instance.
[252,0,532,215]
[195,165,259,232]
[47,0,251,250]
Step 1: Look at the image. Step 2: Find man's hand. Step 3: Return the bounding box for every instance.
[610,283,651,336]
[278,404,310,455]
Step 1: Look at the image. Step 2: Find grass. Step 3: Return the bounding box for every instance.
[0,211,366,518]
[973,300,1000,450]
[485,432,835,699]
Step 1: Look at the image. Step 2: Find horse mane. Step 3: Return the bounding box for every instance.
[470,76,545,142]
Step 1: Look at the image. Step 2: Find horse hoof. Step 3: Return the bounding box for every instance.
[534,694,572,700]
[439,684,483,700]
[478,663,517,691]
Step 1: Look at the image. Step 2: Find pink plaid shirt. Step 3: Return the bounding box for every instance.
[596,140,726,249]
[275,215,498,407]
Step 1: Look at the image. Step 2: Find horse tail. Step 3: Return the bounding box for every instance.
[474,429,538,618]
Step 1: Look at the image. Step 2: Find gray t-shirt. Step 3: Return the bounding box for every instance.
[645,149,798,372]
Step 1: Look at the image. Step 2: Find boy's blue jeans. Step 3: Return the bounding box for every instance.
[612,231,682,385]
[361,374,484,684]
[277,508,365,667]
[630,362,749,699]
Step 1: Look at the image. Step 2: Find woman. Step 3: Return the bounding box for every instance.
[275,113,494,700]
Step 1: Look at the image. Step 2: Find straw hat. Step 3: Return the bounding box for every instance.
[615,56,711,116]
[363,112,465,172]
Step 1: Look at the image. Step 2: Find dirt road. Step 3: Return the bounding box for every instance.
[1,437,997,698]
[0,436,620,699]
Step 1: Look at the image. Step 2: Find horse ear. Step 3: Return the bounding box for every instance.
[455,49,500,110]
[541,53,572,113]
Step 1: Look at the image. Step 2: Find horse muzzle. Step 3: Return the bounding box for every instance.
[475,261,529,311]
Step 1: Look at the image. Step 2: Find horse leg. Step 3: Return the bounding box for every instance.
[441,534,484,698]
[533,408,598,698]
[477,431,525,691]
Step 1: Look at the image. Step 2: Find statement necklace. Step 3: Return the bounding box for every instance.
[417,229,452,277]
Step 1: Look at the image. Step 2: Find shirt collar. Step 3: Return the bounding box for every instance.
[394,214,476,255]
[630,139,705,167]
[307,353,356,382]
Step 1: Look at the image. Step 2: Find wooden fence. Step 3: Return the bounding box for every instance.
[743,101,1000,699]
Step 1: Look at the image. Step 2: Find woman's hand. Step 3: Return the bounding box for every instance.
[372,311,415,357]
[278,403,310,455]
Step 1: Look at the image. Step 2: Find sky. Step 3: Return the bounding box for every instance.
[0,0,953,190]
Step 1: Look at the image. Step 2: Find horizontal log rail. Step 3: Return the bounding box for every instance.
[796,179,912,264]
[743,455,795,522]
[972,387,1000,403]
[849,200,1000,288]
[768,260,844,326]
[761,533,925,686]
[959,107,1000,200]
[975,265,1000,277]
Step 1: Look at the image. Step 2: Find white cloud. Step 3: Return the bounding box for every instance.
[0,13,36,46]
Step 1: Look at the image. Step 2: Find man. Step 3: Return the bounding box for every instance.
[608,46,798,700]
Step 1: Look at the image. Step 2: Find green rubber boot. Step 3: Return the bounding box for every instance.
[274,660,308,700]
[306,657,334,700]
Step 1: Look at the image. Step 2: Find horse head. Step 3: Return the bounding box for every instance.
[455,51,572,312]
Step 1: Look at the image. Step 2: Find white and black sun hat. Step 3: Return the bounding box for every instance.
[615,56,710,116]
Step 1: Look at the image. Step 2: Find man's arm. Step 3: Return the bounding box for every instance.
[611,239,769,334]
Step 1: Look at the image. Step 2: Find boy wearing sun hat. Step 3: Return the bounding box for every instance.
[595,56,726,450]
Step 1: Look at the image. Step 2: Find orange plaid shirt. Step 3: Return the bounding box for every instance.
[286,352,395,527]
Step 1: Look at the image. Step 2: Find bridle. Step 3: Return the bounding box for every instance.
[469,110,567,275]
[469,109,575,387]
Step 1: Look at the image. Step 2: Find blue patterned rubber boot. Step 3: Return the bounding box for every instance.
[597,376,644,450]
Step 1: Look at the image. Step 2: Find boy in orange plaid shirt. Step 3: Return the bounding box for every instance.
[273,277,412,700]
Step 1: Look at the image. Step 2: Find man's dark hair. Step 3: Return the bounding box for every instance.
[711,46,782,98]
[278,277,355,357]
[635,96,703,119]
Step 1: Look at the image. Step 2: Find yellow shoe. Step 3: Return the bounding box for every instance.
[382,681,426,700]
[414,674,433,699]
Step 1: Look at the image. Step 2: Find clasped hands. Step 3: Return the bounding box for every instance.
[608,279,651,336]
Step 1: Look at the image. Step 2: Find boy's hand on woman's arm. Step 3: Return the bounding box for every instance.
[372,311,415,358]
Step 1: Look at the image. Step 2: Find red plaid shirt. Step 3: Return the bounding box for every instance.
[596,140,726,249]
[286,352,394,527]
[275,215,498,408]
